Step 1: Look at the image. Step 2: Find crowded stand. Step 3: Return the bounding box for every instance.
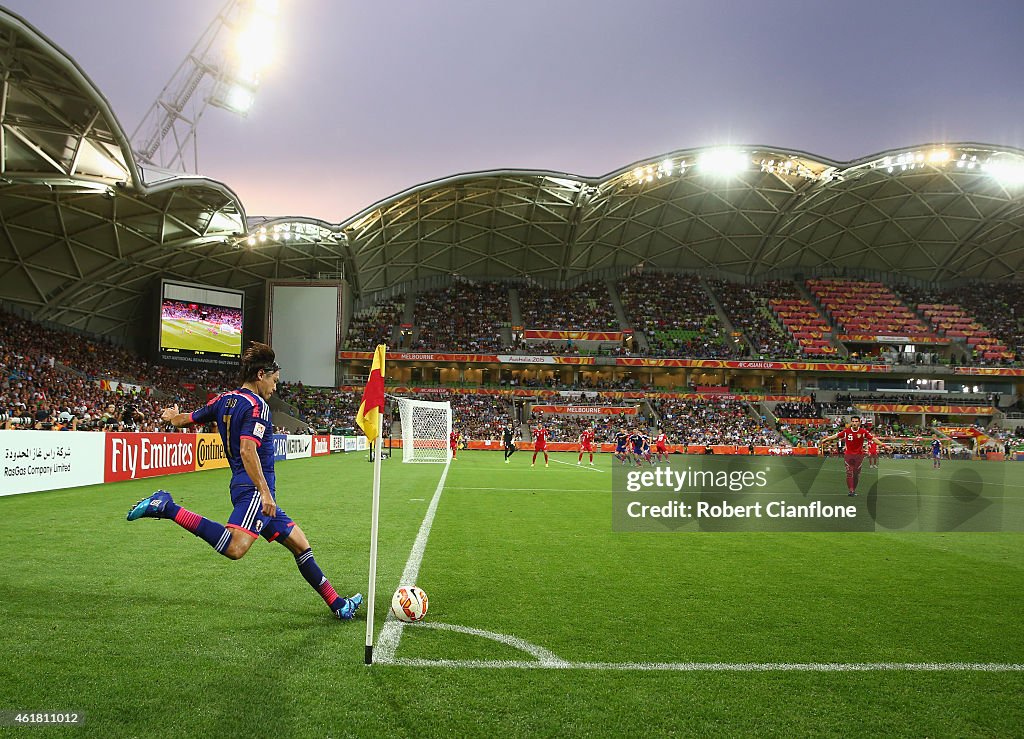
[275,384,360,432]
[778,420,839,448]
[868,422,935,438]
[412,281,511,352]
[653,398,785,447]
[527,412,634,444]
[344,295,405,351]
[518,280,618,332]
[0,307,230,432]
[833,392,996,407]
[773,402,820,419]
[894,283,1020,364]
[949,283,1024,363]
[275,385,514,440]
[617,273,739,358]
[708,279,799,359]
[449,393,514,441]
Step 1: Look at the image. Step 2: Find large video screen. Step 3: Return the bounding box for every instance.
[159,281,244,366]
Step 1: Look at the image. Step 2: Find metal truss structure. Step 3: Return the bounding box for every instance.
[1,7,1021,344]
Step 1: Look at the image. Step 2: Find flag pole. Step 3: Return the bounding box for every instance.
[364,380,385,664]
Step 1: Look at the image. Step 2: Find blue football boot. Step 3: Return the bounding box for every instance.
[333,593,364,620]
[126,490,175,521]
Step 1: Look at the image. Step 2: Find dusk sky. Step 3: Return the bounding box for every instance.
[5,0,1024,222]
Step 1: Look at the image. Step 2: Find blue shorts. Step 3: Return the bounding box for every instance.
[226,486,296,543]
[616,445,626,453]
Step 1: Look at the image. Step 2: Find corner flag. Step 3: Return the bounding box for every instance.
[356,345,386,441]
[361,344,387,665]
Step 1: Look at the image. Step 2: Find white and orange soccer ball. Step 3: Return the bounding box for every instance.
[390,585,429,623]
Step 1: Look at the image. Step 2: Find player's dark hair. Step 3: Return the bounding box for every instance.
[238,341,279,384]
[851,415,861,421]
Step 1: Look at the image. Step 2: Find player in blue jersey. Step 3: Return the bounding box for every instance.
[126,342,362,620]
[614,428,630,465]
[931,438,942,469]
[631,429,646,467]
[639,432,653,466]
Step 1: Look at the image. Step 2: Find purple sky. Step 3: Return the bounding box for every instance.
[6,0,1024,221]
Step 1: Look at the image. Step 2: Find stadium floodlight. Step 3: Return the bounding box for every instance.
[232,4,278,75]
[984,156,1024,186]
[132,0,284,171]
[221,85,256,115]
[928,149,951,164]
[697,148,748,176]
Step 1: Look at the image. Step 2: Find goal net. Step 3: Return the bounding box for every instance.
[395,397,452,464]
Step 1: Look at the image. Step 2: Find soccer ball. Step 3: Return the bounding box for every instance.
[390,585,429,623]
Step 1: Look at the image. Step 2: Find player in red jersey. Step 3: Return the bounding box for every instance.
[867,438,879,469]
[577,426,596,465]
[820,416,887,496]
[653,428,669,464]
[531,424,549,467]
[449,429,460,461]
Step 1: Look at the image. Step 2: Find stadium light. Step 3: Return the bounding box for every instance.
[697,148,748,176]
[223,85,255,114]
[208,0,280,118]
[233,14,277,73]
[984,156,1024,186]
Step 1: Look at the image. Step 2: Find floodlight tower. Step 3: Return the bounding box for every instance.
[130,0,278,173]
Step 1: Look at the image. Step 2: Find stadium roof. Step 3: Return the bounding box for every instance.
[1,7,1022,341]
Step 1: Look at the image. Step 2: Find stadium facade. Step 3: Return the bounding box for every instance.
[0,6,1021,398]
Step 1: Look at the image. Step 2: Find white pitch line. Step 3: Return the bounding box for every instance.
[374,463,450,663]
[548,458,606,473]
[450,483,606,489]
[406,621,568,666]
[381,658,1024,672]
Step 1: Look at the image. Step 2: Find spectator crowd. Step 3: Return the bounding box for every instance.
[518,281,619,332]
[412,281,511,353]
[653,398,785,447]
[1,307,231,433]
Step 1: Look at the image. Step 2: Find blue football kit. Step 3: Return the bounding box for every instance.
[191,389,296,542]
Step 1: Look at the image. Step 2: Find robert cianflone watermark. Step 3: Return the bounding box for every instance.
[612,455,1022,532]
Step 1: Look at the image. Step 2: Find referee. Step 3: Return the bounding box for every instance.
[502,423,518,463]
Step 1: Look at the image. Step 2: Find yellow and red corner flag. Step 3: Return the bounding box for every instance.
[356,344,386,441]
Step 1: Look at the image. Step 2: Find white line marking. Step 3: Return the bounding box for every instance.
[408,498,425,501]
[381,658,1024,672]
[375,463,450,663]
[549,458,605,473]
[404,621,568,666]
[448,487,606,493]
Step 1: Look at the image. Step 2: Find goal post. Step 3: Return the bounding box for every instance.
[395,396,453,463]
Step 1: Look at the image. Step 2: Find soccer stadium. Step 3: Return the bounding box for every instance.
[1,3,1023,736]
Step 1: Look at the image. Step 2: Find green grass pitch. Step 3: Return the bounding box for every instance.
[160,319,241,355]
[1,451,1022,736]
